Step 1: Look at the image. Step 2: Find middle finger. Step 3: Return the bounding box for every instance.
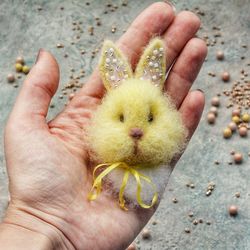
[163,11,201,71]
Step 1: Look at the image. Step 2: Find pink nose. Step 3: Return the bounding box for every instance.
[130,128,143,139]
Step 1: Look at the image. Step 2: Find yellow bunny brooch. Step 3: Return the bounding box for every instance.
[88,38,186,210]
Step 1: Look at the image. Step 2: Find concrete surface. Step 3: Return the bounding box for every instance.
[0,0,250,249]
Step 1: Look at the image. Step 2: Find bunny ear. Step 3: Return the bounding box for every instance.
[99,40,133,90]
[135,38,166,89]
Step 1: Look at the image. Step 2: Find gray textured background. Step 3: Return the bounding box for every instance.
[0,0,250,249]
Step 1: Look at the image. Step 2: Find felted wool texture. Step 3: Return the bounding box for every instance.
[88,79,186,205]
[88,37,187,207]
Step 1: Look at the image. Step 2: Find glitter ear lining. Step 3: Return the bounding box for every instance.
[99,40,133,90]
[99,38,166,90]
[135,38,166,89]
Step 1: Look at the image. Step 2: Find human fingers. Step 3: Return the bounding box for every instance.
[165,37,207,108]
[163,11,201,71]
[179,90,205,140]
[7,50,59,130]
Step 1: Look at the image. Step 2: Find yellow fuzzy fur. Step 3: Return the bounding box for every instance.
[89,79,186,167]
[88,38,187,206]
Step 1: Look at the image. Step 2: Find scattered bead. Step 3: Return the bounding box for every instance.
[229,205,238,216]
[56,43,64,48]
[7,73,15,83]
[232,116,241,124]
[234,153,243,164]
[223,128,232,138]
[207,113,216,124]
[206,182,215,196]
[216,51,224,60]
[211,96,220,107]
[16,56,25,65]
[184,228,191,233]
[235,192,241,198]
[209,106,218,116]
[232,109,241,117]
[221,72,230,82]
[141,229,151,239]
[239,126,248,137]
[242,113,250,122]
[152,220,157,225]
[15,63,23,72]
[111,25,117,33]
[206,190,211,197]
[88,26,94,35]
[22,65,30,74]
[193,219,198,225]
[228,122,237,132]
[172,198,178,203]
[122,0,128,7]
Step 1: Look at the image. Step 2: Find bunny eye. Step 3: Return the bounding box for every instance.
[119,114,124,122]
[148,112,154,123]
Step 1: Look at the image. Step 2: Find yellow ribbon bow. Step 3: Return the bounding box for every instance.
[87,162,158,210]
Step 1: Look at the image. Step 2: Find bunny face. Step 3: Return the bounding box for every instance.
[89,78,185,166]
[89,38,186,167]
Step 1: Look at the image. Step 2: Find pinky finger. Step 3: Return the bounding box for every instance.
[179,90,205,141]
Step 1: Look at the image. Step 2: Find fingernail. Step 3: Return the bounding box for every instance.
[35,48,44,64]
[196,88,204,93]
[164,1,176,14]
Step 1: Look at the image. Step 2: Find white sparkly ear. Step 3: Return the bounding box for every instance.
[135,38,166,89]
[99,40,133,90]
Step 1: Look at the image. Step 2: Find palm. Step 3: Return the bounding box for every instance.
[4,3,207,250]
[7,94,147,249]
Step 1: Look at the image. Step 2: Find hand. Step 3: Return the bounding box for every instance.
[1,3,206,250]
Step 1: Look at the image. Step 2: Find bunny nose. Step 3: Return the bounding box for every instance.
[130,128,143,140]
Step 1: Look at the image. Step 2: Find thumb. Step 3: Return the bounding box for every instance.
[8,49,59,129]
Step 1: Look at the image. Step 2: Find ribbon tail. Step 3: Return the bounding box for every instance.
[88,163,121,201]
[119,170,130,210]
[131,169,158,209]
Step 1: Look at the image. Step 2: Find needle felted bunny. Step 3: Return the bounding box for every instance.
[88,38,186,210]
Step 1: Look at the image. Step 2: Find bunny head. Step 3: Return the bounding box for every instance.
[89,38,186,167]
